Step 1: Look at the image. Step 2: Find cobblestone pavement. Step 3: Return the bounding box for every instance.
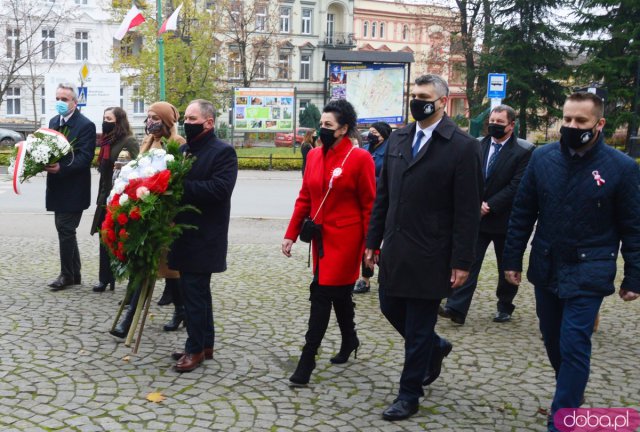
[0,216,639,431]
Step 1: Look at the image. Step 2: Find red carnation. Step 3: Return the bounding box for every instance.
[115,251,125,262]
[107,229,116,243]
[129,206,141,220]
[117,241,124,252]
[124,178,144,200]
[117,213,128,225]
[118,228,128,240]
[110,194,121,207]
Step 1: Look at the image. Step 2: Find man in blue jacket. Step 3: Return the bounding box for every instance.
[168,99,238,372]
[503,92,640,431]
[45,83,96,291]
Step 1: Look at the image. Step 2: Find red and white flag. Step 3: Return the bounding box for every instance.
[114,5,146,41]
[158,3,183,35]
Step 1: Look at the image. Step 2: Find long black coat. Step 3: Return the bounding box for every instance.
[46,110,96,212]
[479,134,534,234]
[366,115,483,299]
[90,135,140,235]
[168,130,238,274]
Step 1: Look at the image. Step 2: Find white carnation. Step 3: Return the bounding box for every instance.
[119,194,129,205]
[164,154,175,163]
[142,166,156,178]
[113,179,127,194]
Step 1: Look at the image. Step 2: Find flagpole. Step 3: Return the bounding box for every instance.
[157,0,166,101]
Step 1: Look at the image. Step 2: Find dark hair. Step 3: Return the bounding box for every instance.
[414,74,449,97]
[491,105,516,123]
[104,107,133,141]
[566,92,604,119]
[322,99,358,134]
[370,121,392,140]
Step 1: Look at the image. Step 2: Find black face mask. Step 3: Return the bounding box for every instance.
[146,121,163,135]
[560,124,598,149]
[487,123,508,140]
[367,133,380,147]
[410,98,440,122]
[184,122,205,141]
[319,127,339,150]
[102,121,116,136]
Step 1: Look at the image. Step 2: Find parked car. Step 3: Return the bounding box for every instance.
[0,128,23,146]
[274,127,313,147]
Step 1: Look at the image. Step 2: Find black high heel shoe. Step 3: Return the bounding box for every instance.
[92,281,115,292]
[330,336,360,364]
[163,306,185,331]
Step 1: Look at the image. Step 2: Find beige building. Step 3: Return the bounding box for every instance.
[353,0,467,119]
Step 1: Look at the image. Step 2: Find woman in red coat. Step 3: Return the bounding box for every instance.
[281,100,376,387]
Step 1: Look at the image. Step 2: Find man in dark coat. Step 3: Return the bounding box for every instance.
[440,105,534,324]
[503,92,640,432]
[168,99,238,372]
[45,83,97,291]
[365,74,483,421]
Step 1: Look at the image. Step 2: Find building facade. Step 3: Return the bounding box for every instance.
[0,0,466,135]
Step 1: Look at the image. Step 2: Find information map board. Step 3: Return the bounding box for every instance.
[329,63,405,124]
[233,87,295,132]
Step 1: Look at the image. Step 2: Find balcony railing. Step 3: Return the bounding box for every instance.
[319,32,356,49]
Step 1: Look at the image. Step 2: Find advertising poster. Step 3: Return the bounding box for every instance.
[233,87,295,132]
[329,63,405,124]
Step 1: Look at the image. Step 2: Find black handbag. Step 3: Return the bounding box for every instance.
[299,217,321,243]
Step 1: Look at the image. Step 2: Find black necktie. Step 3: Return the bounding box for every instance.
[486,142,502,178]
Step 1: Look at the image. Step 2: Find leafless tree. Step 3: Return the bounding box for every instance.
[0,0,72,120]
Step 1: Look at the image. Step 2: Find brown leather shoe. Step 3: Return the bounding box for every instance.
[171,347,213,361]
[174,352,205,372]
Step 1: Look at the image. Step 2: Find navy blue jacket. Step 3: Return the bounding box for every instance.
[46,110,96,212]
[168,130,238,273]
[503,137,640,298]
[363,139,388,180]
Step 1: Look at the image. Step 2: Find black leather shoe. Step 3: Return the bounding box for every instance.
[382,400,419,421]
[493,311,512,323]
[423,339,453,386]
[438,305,465,325]
[353,280,370,294]
[74,275,81,285]
[49,275,74,291]
[92,281,115,292]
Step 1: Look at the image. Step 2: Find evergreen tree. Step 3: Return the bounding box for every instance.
[299,103,321,129]
[487,0,568,138]
[572,0,640,154]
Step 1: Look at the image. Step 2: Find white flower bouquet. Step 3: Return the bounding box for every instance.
[9,128,73,194]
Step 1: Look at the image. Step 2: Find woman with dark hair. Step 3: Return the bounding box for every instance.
[281,99,377,387]
[300,129,317,175]
[91,107,139,292]
[354,121,392,294]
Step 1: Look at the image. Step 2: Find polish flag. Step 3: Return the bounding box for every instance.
[114,5,146,41]
[158,3,183,35]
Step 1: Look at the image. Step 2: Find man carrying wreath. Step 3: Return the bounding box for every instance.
[45,83,97,291]
[168,99,238,372]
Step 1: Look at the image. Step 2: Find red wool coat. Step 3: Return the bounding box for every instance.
[285,137,376,286]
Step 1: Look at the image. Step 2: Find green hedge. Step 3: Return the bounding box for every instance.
[238,157,302,170]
